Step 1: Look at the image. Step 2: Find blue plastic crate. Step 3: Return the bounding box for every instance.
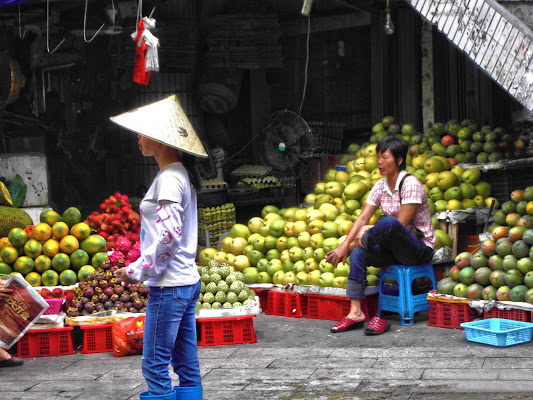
[460,318,533,347]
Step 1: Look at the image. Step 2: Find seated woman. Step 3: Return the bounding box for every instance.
[325,136,435,335]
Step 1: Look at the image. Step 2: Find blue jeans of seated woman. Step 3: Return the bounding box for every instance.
[142,282,202,395]
[347,216,434,299]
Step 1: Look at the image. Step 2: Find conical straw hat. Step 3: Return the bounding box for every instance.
[110,94,208,158]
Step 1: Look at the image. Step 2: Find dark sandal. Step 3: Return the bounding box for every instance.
[364,316,391,335]
[0,356,24,367]
[331,316,365,333]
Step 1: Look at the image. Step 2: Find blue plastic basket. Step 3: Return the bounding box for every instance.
[460,318,533,347]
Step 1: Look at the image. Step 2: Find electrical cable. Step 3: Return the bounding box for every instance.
[298,15,311,115]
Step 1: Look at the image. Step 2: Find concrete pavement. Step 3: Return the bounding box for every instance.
[2,312,533,399]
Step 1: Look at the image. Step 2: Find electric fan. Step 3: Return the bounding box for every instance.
[258,109,314,187]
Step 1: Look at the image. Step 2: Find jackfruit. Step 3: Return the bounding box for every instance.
[0,206,33,238]
[0,182,13,207]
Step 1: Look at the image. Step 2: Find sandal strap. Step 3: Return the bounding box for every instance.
[367,316,388,331]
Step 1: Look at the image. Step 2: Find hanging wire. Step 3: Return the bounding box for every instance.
[298,15,311,115]
[47,0,65,53]
[18,5,28,39]
[84,0,106,43]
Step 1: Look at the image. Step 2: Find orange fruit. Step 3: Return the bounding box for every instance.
[8,228,28,247]
[0,237,12,250]
[51,221,70,240]
[80,234,106,255]
[34,255,52,273]
[52,253,71,272]
[13,256,34,275]
[77,265,95,281]
[23,239,43,258]
[91,252,110,268]
[59,235,79,254]
[25,272,41,287]
[59,269,78,286]
[0,246,18,264]
[0,261,13,275]
[32,223,52,242]
[70,249,89,269]
[40,209,63,226]
[62,207,82,228]
[41,270,59,286]
[42,239,60,257]
[70,222,91,240]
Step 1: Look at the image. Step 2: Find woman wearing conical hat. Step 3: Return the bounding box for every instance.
[113,95,206,400]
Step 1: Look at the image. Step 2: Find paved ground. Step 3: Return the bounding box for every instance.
[2,311,533,400]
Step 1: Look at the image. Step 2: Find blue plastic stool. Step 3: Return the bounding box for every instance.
[378,263,436,325]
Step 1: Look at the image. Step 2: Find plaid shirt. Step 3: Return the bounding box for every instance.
[367,171,435,248]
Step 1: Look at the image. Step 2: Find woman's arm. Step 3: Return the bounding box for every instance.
[325,202,378,266]
[116,200,184,284]
[397,203,418,226]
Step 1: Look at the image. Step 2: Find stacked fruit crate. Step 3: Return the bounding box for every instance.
[197,203,236,246]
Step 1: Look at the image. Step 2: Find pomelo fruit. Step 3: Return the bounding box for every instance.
[24,272,41,287]
[0,245,19,264]
[70,249,89,270]
[59,235,79,254]
[13,256,34,275]
[34,255,52,273]
[78,265,95,281]
[0,261,13,275]
[32,223,53,243]
[40,209,63,226]
[59,269,78,286]
[70,222,91,240]
[23,239,42,259]
[51,221,69,240]
[8,228,28,247]
[91,252,109,268]
[62,207,82,228]
[41,270,59,286]
[52,253,71,272]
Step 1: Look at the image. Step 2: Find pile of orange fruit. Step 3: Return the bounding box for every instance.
[0,207,109,287]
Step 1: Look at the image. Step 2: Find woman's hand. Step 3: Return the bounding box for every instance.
[114,268,138,286]
[0,287,13,300]
[354,225,373,247]
[325,243,349,267]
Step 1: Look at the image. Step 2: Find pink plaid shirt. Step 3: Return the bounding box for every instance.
[367,171,435,248]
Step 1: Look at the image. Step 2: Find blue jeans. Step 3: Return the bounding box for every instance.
[347,216,434,299]
[142,282,201,395]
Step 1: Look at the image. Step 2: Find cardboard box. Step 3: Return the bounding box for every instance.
[0,153,49,207]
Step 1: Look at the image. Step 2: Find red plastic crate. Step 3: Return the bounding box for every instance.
[249,287,269,311]
[80,324,114,354]
[266,290,307,318]
[305,293,378,321]
[196,315,257,346]
[485,308,530,322]
[428,299,478,329]
[16,327,74,358]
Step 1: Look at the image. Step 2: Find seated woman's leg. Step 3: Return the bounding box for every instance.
[362,216,433,266]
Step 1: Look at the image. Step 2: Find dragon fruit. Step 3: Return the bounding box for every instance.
[115,236,132,252]
[108,250,125,265]
[132,241,141,251]
[126,249,141,263]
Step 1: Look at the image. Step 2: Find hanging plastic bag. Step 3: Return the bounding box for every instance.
[112,314,145,357]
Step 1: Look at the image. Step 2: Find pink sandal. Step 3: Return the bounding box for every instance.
[364,316,391,335]
[331,315,365,333]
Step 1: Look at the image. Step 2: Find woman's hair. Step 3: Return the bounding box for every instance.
[376,136,409,170]
[179,151,203,191]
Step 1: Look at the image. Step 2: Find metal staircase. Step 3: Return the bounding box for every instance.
[409,0,533,113]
